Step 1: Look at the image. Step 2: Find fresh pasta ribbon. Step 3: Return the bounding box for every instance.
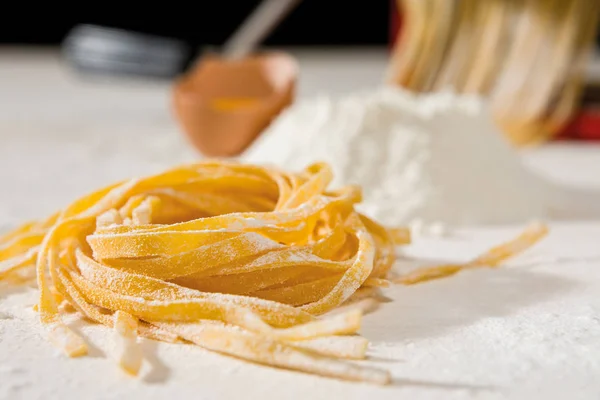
[396,222,549,285]
[0,160,548,384]
[113,311,143,376]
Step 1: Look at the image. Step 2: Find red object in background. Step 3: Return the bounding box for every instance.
[556,86,600,141]
[556,108,600,141]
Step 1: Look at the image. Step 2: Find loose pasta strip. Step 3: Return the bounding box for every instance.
[397,222,549,285]
[291,335,369,360]
[47,322,88,358]
[156,320,391,385]
[0,247,38,280]
[113,311,143,376]
[388,227,412,245]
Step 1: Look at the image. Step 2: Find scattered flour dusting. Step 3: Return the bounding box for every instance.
[243,87,553,232]
[0,311,13,319]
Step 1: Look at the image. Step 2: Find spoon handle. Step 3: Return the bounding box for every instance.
[222,0,303,59]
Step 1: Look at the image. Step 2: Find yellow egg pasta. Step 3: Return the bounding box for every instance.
[0,160,548,384]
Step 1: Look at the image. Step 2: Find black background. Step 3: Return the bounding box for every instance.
[1,2,598,48]
[0,1,393,46]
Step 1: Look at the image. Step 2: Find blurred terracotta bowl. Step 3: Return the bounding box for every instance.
[172,52,298,157]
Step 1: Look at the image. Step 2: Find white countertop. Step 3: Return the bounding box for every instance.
[1,47,600,400]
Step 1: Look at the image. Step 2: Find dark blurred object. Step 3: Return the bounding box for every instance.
[61,0,301,79]
[62,25,194,79]
[580,84,600,104]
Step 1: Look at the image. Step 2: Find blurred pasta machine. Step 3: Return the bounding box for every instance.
[61,0,302,80]
[61,24,194,79]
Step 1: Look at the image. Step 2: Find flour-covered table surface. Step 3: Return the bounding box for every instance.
[1,47,600,400]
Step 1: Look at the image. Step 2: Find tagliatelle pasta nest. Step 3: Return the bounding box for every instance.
[0,161,548,384]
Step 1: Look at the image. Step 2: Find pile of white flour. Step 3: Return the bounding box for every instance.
[243,87,552,232]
